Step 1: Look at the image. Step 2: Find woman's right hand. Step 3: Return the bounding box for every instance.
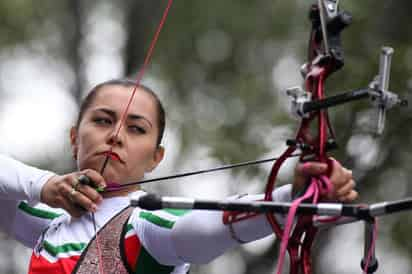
[40,169,106,217]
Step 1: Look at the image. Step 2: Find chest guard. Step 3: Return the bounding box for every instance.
[72,207,134,274]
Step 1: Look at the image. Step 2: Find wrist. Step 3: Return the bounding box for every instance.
[40,174,59,203]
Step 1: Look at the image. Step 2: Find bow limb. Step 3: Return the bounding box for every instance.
[264,2,347,274]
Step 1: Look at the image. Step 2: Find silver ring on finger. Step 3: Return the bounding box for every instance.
[69,187,77,201]
[73,179,81,191]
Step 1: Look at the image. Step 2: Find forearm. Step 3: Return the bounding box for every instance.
[0,199,55,248]
[0,154,55,202]
[171,184,292,264]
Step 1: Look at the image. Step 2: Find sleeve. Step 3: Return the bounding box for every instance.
[131,184,292,266]
[0,154,59,247]
[0,199,62,248]
[129,207,190,267]
[0,154,56,202]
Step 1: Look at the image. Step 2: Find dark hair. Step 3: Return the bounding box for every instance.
[76,79,166,146]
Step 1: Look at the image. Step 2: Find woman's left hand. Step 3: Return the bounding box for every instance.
[293,160,358,202]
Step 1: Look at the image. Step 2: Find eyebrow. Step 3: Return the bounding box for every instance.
[95,108,153,128]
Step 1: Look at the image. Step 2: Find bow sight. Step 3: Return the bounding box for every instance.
[287,46,408,135]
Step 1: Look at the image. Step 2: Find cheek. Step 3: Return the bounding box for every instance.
[129,142,157,165]
[78,131,96,153]
[76,128,103,164]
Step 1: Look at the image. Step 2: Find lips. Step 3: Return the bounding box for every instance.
[99,151,124,163]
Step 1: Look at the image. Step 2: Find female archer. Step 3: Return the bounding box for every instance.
[0,78,357,273]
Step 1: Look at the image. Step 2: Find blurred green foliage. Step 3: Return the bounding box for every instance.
[0,0,411,273]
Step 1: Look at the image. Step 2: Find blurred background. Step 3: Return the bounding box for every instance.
[0,0,411,273]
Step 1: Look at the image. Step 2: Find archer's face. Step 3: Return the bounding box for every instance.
[70,85,164,186]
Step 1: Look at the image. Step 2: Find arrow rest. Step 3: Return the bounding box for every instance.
[286,86,312,119]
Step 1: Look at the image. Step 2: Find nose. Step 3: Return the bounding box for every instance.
[107,124,125,146]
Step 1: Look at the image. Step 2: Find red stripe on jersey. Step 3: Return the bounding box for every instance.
[28,231,144,273]
[124,234,142,271]
[28,252,80,274]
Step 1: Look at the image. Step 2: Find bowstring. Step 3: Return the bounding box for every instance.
[93,1,174,273]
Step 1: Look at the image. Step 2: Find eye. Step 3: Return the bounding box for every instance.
[129,125,146,134]
[93,117,112,126]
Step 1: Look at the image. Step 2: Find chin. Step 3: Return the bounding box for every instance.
[101,172,121,184]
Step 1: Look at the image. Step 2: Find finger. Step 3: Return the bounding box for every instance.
[296,162,328,176]
[328,159,342,182]
[71,190,98,213]
[342,168,353,181]
[330,164,353,188]
[59,197,85,218]
[58,185,86,217]
[72,175,103,204]
[75,184,103,205]
[335,179,356,197]
[62,183,98,213]
[339,190,359,203]
[79,169,107,189]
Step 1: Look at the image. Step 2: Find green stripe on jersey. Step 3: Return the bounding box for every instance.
[163,208,190,216]
[18,202,62,219]
[139,211,174,229]
[43,241,86,257]
[135,247,174,274]
[125,223,133,233]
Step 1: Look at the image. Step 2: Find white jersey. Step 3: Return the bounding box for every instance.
[0,154,292,274]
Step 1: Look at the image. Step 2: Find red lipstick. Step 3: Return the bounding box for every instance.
[100,151,123,163]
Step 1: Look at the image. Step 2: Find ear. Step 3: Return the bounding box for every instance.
[146,146,165,172]
[70,127,79,160]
